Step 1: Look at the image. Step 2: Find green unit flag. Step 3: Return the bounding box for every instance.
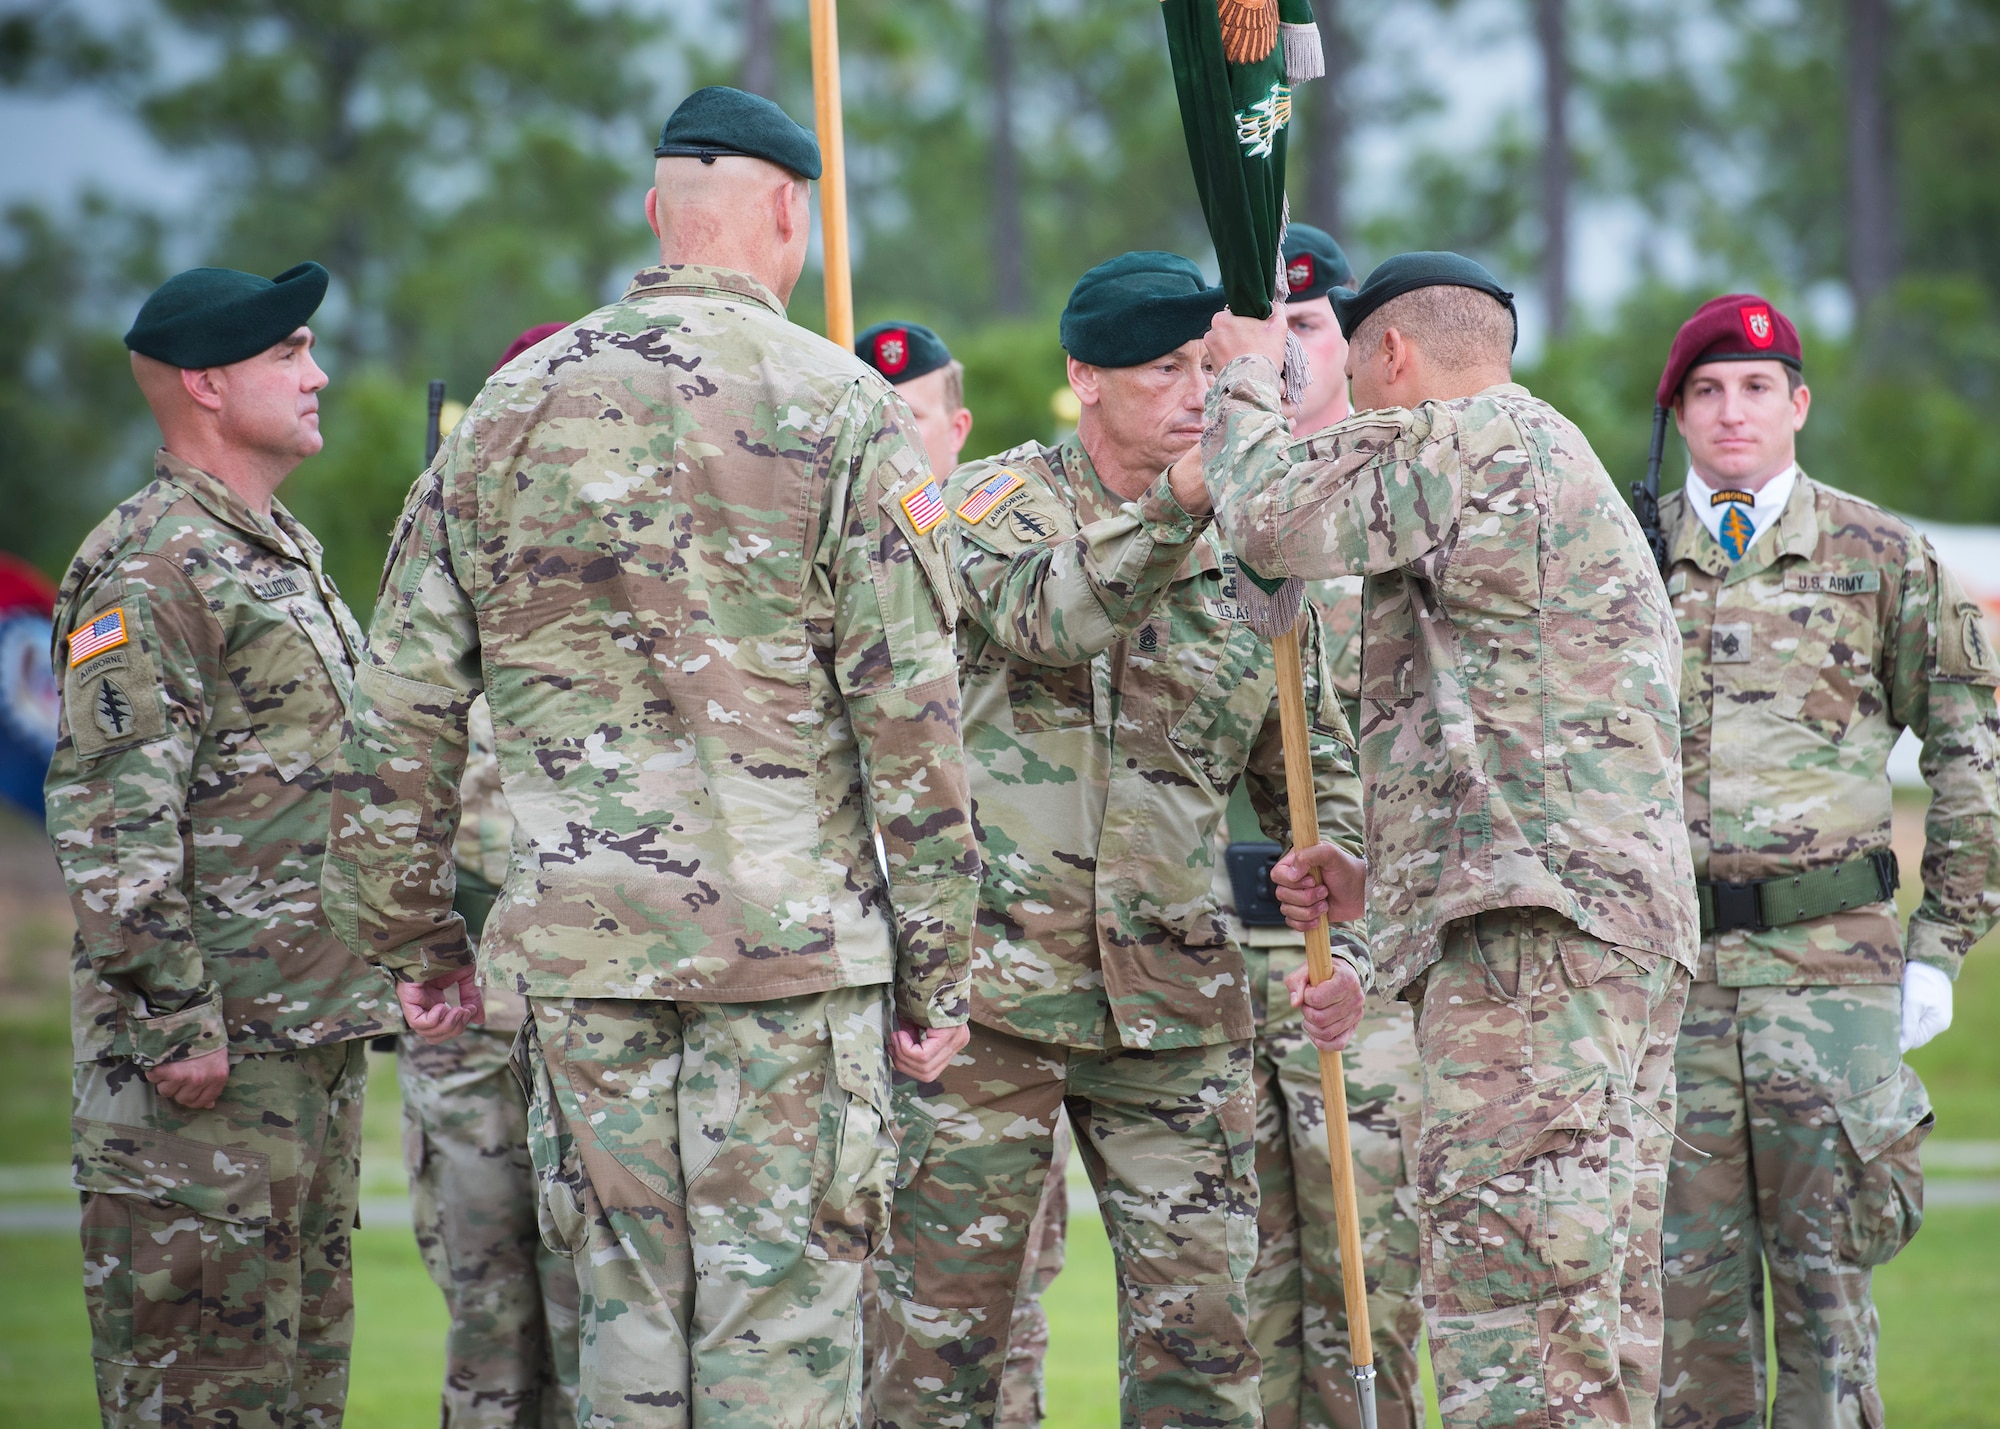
[1160,0,1322,343]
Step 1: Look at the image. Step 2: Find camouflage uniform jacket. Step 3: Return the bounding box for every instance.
[323,265,978,1028]
[944,433,1358,1051]
[46,449,397,1065]
[1203,362,1699,994]
[1662,473,2000,984]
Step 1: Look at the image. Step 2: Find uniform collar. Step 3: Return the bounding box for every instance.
[155,448,318,564]
[623,264,787,318]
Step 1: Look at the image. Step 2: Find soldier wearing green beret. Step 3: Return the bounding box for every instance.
[1279,223,1358,438]
[1648,296,2000,1428]
[48,261,446,1427]
[1200,252,1699,1428]
[320,86,976,1429]
[868,251,1365,1429]
[859,321,976,483]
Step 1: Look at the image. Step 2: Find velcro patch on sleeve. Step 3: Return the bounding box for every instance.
[64,609,169,761]
[67,607,130,666]
[900,478,946,535]
[955,469,1026,524]
[1785,570,1881,596]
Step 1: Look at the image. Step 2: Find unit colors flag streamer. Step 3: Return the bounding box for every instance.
[1159,0,1323,400]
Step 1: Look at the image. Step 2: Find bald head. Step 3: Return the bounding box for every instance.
[646,155,812,302]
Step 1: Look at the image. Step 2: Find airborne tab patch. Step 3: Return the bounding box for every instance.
[955,469,1026,525]
[68,608,129,667]
[1784,570,1881,596]
[900,479,945,535]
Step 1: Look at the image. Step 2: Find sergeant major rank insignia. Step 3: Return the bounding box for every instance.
[956,469,1026,524]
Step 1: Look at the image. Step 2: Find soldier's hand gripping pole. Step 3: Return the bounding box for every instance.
[1270,619,1379,1429]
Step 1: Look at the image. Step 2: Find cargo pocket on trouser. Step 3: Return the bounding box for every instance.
[512,1019,588,1258]
[1836,1063,1933,1267]
[72,1119,274,1369]
[1416,1067,1614,1315]
[809,1001,895,1264]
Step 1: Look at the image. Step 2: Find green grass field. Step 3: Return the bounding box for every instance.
[5,800,2000,1426]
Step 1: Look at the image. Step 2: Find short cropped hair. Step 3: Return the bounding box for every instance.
[1351,285,1514,375]
[940,359,966,415]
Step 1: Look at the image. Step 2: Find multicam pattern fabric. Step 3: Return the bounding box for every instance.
[72,1040,367,1427]
[1415,908,1688,1429]
[1660,475,2000,984]
[941,432,1358,1050]
[1247,953,1424,1429]
[1660,981,1931,1429]
[1200,362,1699,993]
[46,451,397,1064]
[400,1027,581,1429]
[321,264,977,1029]
[872,1024,1261,1429]
[515,985,893,1429]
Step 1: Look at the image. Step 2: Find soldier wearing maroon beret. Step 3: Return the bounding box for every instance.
[1649,294,2000,1428]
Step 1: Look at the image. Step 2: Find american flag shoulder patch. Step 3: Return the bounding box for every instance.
[68,607,130,667]
[900,479,946,535]
[955,469,1026,524]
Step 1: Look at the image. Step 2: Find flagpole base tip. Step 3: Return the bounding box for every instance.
[1351,1362,1378,1429]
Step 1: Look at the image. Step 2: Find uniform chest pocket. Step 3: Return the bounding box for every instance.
[1766,593,1878,738]
[229,608,349,781]
[1006,658,1096,733]
[1168,620,1269,790]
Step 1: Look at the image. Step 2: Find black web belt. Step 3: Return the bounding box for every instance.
[1698,850,1899,935]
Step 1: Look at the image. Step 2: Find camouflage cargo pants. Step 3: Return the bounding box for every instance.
[1660,980,1931,1429]
[399,1028,581,1428]
[1249,947,1425,1429]
[72,1040,367,1429]
[516,985,894,1429]
[1414,907,1689,1429]
[865,1109,1072,1429]
[871,1021,1260,1429]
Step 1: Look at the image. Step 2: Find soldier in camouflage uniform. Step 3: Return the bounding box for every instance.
[399,695,581,1429]
[1201,251,1700,1428]
[320,87,977,1429]
[854,319,1070,1429]
[48,262,416,1428]
[1645,295,2000,1428]
[869,250,1364,1429]
[1231,581,1425,1429]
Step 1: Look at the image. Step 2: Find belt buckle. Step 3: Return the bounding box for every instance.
[1710,881,1763,933]
[1868,849,1900,902]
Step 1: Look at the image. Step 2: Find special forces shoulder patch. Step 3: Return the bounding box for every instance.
[64,605,169,760]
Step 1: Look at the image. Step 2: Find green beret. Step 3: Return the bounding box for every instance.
[122,262,329,369]
[1060,251,1227,368]
[1282,225,1355,303]
[1332,250,1517,350]
[857,321,951,384]
[654,85,822,180]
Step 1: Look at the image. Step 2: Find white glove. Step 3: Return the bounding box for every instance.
[1899,961,1953,1054]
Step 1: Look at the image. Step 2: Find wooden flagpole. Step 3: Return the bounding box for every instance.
[1271,623,1378,1428]
[809,0,855,349]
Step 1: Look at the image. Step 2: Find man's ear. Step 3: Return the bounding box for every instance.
[952,406,974,446]
[774,178,806,246]
[181,366,226,414]
[1067,356,1101,408]
[1670,398,1687,439]
[1791,382,1811,432]
[644,187,663,241]
[1381,326,1412,385]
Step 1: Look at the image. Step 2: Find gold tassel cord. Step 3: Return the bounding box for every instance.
[1217,0,1280,64]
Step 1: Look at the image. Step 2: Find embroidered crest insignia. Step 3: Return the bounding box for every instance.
[1740,303,1775,349]
[1216,0,1280,64]
[1286,254,1315,293]
[1234,83,1293,160]
[875,327,911,376]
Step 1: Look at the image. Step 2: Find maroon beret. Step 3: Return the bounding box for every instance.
[493,322,568,374]
[1656,294,1801,408]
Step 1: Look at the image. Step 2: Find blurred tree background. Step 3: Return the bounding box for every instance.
[2,0,1996,619]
